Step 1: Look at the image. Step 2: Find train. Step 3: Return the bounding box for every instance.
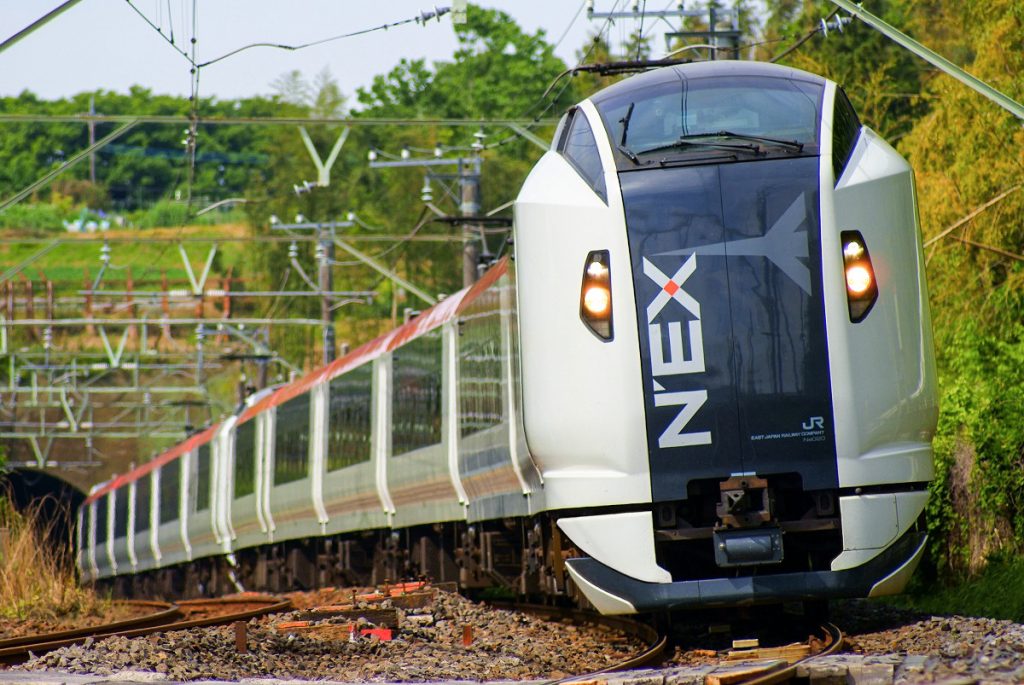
[77,60,938,615]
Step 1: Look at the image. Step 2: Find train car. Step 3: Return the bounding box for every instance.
[77,60,937,615]
[516,60,937,612]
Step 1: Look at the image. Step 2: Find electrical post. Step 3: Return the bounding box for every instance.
[369,145,485,288]
[460,160,482,288]
[317,228,336,365]
[586,1,742,60]
[88,95,96,184]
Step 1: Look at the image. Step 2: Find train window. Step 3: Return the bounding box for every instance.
[560,111,608,202]
[458,288,505,437]
[275,393,311,484]
[595,75,823,166]
[551,111,570,150]
[114,488,129,540]
[392,331,442,456]
[832,87,861,184]
[236,420,257,496]
[327,364,372,471]
[195,444,211,512]
[134,474,151,534]
[95,498,108,544]
[160,458,180,523]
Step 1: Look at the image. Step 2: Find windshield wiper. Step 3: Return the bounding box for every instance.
[636,137,761,157]
[616,102,641,165]
[680,130,804,152]
[617,144,640,165]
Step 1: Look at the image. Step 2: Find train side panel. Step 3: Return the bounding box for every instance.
[265,395,323,543]
[457,275,535,521]
[321,358,390,535]
[515,101,652,511]
[386,327,466,527]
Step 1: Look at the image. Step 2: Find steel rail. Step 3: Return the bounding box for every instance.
[740,623,845,685]
[0,600,180,664]
[492,602,668,678]
[0,601,179,650]
[0,595,290,666]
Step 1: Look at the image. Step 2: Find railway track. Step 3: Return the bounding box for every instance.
[729,622,845,685]
[509,604,844,685]
[494,602,668,674]
[0,595,289,666]
[1,584,841,684]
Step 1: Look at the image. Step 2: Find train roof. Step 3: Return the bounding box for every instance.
[82,257,511,506]
[589,60,828,108]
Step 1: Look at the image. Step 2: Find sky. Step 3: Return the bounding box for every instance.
[0,1,684,103]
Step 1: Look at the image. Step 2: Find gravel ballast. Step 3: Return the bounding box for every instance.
[18,589,643,682]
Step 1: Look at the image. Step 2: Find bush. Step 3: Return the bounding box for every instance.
[0,496,104,620]
[136,200,190,228]
[0,203,64,232]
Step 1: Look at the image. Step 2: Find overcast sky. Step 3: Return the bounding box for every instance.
[0,1,685,102]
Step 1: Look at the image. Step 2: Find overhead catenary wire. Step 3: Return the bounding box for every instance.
[125,0,193,63]
[635,0,648,60]
[553,0,588,50]
[196,7,451,68]
[482,0,625,151]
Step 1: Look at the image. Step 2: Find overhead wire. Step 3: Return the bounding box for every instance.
[196,8,451,68]
[484,0,624,151]
[125,0,193,63]
[769,8,841,63]
[553,1,588,50]
[635,0,648,60]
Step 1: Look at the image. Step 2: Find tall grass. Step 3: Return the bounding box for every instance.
[0,496,104,621]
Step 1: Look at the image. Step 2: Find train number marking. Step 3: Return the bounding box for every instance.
[642,255,710,448]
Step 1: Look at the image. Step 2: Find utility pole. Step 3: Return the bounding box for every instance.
[88,95,96,184]
[369,147,485,288]
[316,231,336,365]
[274,221,348,366]
[587,1,742,60]
[460,164,482,288]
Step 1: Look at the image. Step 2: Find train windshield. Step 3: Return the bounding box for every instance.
[596,75,823,163]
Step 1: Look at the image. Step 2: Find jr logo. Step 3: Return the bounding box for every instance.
[802,416,825,430]
[642,255,711,450]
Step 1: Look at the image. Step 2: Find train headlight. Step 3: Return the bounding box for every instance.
[841,231,878,322]
[580,250,613,340]
[845,265,872,294]
[583,286,610,315]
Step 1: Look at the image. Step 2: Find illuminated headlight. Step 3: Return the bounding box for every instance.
[840,231,878,322]
[580,250,613,340]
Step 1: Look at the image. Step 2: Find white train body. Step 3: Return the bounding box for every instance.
[79,62,937,614]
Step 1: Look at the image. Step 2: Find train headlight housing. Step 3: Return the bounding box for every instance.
[841,231,877,322]
[580,250,613,340]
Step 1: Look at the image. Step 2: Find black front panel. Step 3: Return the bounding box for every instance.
[621,157,837,502]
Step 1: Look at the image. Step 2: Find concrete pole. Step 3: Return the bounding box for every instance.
[88,96,96,184]
[460,166,481,288]
[319,229,336,364]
